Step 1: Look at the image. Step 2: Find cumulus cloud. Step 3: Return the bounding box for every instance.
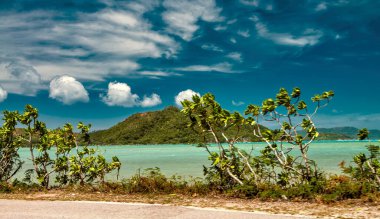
[0,61,43,96]
[101,82,161,107]
[175,89,200,107]
[101,82,139,107]
[0,86,7,102]
[252,16,323,47]
[175,62,239,73]
[140,94,162,107]
[49,76,89,105]
[162,0,223,41]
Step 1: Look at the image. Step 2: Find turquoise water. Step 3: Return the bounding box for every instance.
[14,141,372,180]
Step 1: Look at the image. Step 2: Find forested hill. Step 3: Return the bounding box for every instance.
[90,106,261,145]
[317,127,380,139]
[90,107,380,145]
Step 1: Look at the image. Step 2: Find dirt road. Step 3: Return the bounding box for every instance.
[0,199,312,219]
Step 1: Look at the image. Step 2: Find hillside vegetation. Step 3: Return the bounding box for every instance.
[318,127,380,139]
[90,106,262,145]
[90,107,380,145]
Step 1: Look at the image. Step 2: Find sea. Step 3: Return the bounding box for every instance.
[13,140,376,180]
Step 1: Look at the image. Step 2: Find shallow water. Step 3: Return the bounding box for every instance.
[14,141,373,180]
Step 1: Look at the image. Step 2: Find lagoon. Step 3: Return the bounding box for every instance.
[14,140,374,180]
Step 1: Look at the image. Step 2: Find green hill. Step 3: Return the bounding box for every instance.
[90,107,380,145]
[315,132,351,140]
[317,127,380,139]
[90,106,262,145]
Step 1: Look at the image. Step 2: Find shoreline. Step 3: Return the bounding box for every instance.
[88,139,377,147]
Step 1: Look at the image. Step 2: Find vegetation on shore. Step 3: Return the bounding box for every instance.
[90,107,379,145]
[316,127,380,140]
[90,106,263,145]
[0,105,121,188]
[1,87,379,207]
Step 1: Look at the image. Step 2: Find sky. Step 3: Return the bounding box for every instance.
[0,0,379,130]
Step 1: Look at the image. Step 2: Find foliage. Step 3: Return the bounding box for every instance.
[341,128,380,188]
[244,88,334,184]
[2,171,378,204]
[90,106,261,145]
[121,167,209,195]
[53,123,121,186]
[181,88,334,188]
[0,111,23,182]
[19,105,53,188]
[2,102,380,202]
[0,105,121,188]
[182,93,259,187]
[89,107,374,145]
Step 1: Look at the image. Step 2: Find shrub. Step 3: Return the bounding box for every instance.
[341,128,380,188]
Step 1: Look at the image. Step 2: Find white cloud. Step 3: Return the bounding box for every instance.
[253,16,323,47]
[162,0,223,41]
[226,52,243,62]
[138,71,182,79]
[0,61,43,96]
[214,25,227,31]
[232,100,245,106]
[101,82,161,107]
[315,2,327,11]
[34,59,139,82]
[0,86,7,102]
[201,44,224,52]
[140,94,162,107]
[0,7,178,87]
[49,76,89,105]
[175,62,239,73]
[240,0,259,7]
[240,0,273,11]
[227,19,238,25]
[175,89,200,106]
[214,19,236,32]
[237,29,250,38]
[101,82,139,107]
[230,37,237,44]
[99,10,139,27]
[139,71,171,77]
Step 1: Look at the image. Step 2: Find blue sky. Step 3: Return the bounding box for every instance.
[0,0,379,130]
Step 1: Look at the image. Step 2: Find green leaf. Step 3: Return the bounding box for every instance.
[212,157,220,166]
[291,87,301,98]
[276,88,290,106]
[297,101,307,110]
[282,122,291,130]
[357,128,369,140]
